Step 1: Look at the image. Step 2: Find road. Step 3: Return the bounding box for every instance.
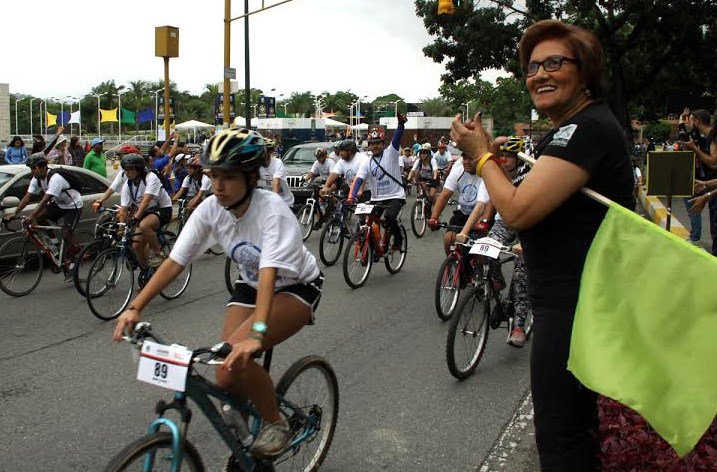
[0,201,530,471]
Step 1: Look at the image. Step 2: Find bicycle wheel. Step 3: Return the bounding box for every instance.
[296,204,314,241]
[159,231,192,300]
[103,432,205,472]
[384,224,407,274]
[206,243,225,256]
[446,285,490,380]
[94,212,115,239]
[86,249,134,321]
[73,229,94,250]
[0,236,43,297]
[410,200,426,238]
[73,239,108,297]
[342,230,372,288]
[274,356,339,472]
[318,216,344,267]
[224,256,240,295]
[434,255,461,321]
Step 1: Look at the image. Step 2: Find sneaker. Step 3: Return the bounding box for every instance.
[685,238,701,246]
[508,326,527,348]
[147,253,166,268]
[250,422,290,459]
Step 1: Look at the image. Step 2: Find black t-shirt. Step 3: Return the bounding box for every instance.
[519,102,635,310]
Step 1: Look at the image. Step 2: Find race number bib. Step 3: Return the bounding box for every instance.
[355,203,375,215]
[469,237,503,259]
[137,340,192,392]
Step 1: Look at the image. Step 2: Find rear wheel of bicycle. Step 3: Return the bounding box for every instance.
[0,236,43,297]
[384,224,407,274]
[434,255,461,321]
[224,256,240,295]
[73,239,109,297]
[94,212,115,239]
[159,231,192,300]
[342,231,372,288]
[103,431,205,472]
[446,285,490,380]
[410,200,426,238]
[275,356,339,472]
[296,204,314,241]
[86,249,134,321]
[318,216,344,267]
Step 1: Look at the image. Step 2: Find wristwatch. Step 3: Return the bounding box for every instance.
[251,321,268,334]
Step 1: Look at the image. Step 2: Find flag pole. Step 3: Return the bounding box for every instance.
[518,151,613,207]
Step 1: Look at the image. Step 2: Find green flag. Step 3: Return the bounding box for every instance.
[121,108,136,124]
[568,202,717,457]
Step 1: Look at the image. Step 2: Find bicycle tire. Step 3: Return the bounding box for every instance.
[94,211,115,239]
[434,255,461,321]
[206,243,225,256]
[446,285,490,380]
[296,204,314,241]
[0,236,43,297]
[73,239,107,297]
[318,216,344,267]
[159,231,192,300]
[103,431,205,472]
[73,229,94,250]
[86,249,134,321]
[342,230,372,289]
[410,200,426,238]
[274,356,339,472]
[384,224,407,274]
[224,256,240,296]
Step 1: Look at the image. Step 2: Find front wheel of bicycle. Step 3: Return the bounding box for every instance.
[159,231,192,300]
[342,230,372,289]
[446,285,490,380]
[275,356,339,472]
[384,224,407,274]
[410,200,426,238]
[434,255,461,321]
[296,204,314,241]
[318,216,344,267]
[103,432,205,472]
[86,249,134,321]
[0,236,43,297]
[73,239,109,297]
[224,256,241,296]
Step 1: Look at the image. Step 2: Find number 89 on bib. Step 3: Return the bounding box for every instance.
[137,340,192,392]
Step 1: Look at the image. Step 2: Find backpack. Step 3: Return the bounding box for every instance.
[149,169,174,196]
[41,168,83,193]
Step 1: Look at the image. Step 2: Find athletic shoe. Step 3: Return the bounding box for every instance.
[507,326,527,348]
[148,253,166,268]
[250,422,290,459]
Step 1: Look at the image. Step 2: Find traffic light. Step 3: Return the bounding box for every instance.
[438,0,455,16]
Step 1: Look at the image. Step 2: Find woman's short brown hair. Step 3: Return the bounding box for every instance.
[519,20,606,100]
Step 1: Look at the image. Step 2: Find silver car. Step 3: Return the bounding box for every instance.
[0,165,120,248]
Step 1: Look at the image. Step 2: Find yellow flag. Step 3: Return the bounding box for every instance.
[100,108,119,123]
[46,112,57,127]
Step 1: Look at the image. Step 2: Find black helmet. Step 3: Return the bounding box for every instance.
[121,153,147,170]
[338,139,357,153]
[26,152,48,168]
[202,127,266,171]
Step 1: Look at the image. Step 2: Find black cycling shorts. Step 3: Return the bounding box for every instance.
[44,202,81,230]
[141,207,172,226]
[227,272,324,323]
[448,210,470,229]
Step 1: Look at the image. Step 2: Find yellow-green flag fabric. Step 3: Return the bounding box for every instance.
[568,202,717,457]
[46,112,57,127]
[100,108,118,123]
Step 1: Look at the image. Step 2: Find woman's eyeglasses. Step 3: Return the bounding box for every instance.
[526,55,578,77]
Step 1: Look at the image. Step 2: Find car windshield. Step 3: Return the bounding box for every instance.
[284,147,321,165]
[0,172,13,188]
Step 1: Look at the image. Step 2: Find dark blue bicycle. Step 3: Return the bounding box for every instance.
[317,196,356,267]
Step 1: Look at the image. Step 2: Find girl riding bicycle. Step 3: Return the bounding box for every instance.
[112,128,323,461]
[408,143,438,205]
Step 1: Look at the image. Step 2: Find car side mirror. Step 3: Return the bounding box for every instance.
[1,196,20,209]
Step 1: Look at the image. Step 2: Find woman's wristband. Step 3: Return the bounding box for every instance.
[476,152,499,177]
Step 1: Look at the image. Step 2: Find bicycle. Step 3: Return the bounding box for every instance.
[317,196,356,267]
[446,237,534,380]
[342,202,407,289]
[105,322,338,472]
[73,206,122,297]
[409,179,439,238]
[295,181,335,242]
[0,218,92,297]
[85,222,192,321]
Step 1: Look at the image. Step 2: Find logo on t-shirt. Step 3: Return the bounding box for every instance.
[549,124,578,148]
[230,242,261,283]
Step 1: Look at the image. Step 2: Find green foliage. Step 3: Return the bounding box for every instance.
[642,120,671,143]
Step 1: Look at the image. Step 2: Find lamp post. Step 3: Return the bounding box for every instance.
[392,99,402,117]
[464,100,474,120]
[39,100,46,137]
[153,88,163,136]
[93,93,107,138]
[356,95,367,138]
[14,98,25,136]
[66,96,78,136]
[114,89,129,143]
[29,98,36,137]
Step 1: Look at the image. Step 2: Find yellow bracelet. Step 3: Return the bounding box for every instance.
[475,152,496,177]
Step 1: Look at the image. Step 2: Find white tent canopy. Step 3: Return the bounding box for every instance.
[324,118,348,128]
[174,119,215,129]
[351,123,369,131]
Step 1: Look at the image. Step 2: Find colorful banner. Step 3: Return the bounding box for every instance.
[120,108,136,124]
[68,110,81,124]
[137,107,154,124]
[100,108,118,123]
[46,112,57,127]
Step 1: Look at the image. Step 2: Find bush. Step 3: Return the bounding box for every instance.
[643,121,672,143]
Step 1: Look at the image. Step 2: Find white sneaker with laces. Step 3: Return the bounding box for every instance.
[250,422,290,459]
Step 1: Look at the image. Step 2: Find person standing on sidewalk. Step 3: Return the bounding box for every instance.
[83,137,107,177]
[452,20,634,471]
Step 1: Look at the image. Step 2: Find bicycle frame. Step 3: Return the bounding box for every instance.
[24,223,66,268]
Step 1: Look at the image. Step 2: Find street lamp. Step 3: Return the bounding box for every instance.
[14,98,25,136]
[93,93,108,138]
[114,89,130,143]
[153,88,163,137]
[464,100,475,120]
[39,100,46,137]
[29,98,37,137]
[392,99,403,117]
[66,96,78,137]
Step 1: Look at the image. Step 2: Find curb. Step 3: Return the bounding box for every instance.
[638,187,689,239]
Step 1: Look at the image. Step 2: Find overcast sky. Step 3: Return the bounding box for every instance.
[2,0,505,103]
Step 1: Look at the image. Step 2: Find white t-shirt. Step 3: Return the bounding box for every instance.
[310,159,335,180]
[402,155,416,170]
[258,157,294,207]
[443,158,483,215]
[181,174,212,198]
[432,150,450,170]
[356,143,406,201]
[110,171,127,193]
[331,153,368,185]
[28,172,83,210]
[411,158,433,180]
[120,172,173,209]
[170,190,320,288]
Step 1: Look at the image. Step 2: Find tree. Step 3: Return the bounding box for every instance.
[415,0,717,135]
[419,97,454,116]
